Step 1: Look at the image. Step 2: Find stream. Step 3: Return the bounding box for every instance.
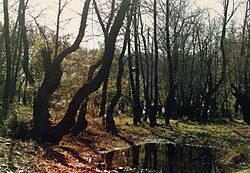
[100,143,224,173]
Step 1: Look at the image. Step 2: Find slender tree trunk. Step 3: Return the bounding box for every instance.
[165,0,175,125]
[93,0,116,122]
[10,0,34,103]
[1,0,12,122]
[23,79,28,105]
[150,0,158,126]
[133,0,142,124]
[128,29,137,125]
[106,10,132,133]
[99,77,108,120]
[201,0,231,122]
[54,0,62,58]
[128,0,141,126]
[240,1,248,90]
[17,77,25,103]
[245,2,250,94]
[139,9,150,122]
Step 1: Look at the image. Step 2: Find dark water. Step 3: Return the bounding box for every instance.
[101,143,223,173]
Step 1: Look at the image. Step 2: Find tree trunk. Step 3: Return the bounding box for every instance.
[165,0,175,126]
[71,58,102,133]
[99,76,108,121]
[1,0,12,122]
[139,8,150,122]
[128,0,141,126]
[33,0,130,143]
[232,85,250,125]
[128,33,139,125]
[133,0,142,124]
[150,0,158,127]
[106,10,132,133]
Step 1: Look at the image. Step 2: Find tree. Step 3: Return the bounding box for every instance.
[150,0,159,127]
[33,0,131,143]
[106,10,133,132]
[1,0,12,122]
[1,0,34,123]
[164,0,175,125]
[232,84,250,124]
[138,5,150,123]
[127,0,141,126]
[199,0,239,122]
[231,0,250,125]
[93,0,115,121]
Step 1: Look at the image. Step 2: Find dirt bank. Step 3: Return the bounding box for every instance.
[0,115,249,172]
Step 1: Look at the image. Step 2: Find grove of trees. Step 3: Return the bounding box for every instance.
[0,0,249,143]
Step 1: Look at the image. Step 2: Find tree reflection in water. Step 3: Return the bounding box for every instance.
[143,143,158,170]
[102,143,223,173]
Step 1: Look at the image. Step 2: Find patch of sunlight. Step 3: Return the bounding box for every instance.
[235,169,250,173]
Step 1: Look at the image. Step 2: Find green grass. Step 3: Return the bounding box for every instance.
[114,115,250,171]
[1,105,249,172]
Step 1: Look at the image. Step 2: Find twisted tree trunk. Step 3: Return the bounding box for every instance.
[33,0,130,143]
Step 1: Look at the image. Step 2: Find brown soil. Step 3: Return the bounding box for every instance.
[0,115,249,172]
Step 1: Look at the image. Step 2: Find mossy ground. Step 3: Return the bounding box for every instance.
[0,105,249,172]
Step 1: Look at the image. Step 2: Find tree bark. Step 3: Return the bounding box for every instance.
[150,0,158,127]
[232,84,250,125]
[165,0,175,125]
[1,0,12,122]
[133,0,142,124]
[139,8,150,122]
[33,0,131,143]
[99,77,108,120]
[106,10,132,133]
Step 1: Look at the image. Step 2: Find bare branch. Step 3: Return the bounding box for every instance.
[93,0,107,37]
[53,0,91,65]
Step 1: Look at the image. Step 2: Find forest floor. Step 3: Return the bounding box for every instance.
[0,106,249,173]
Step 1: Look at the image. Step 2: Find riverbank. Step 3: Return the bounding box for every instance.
[0,111,249,172]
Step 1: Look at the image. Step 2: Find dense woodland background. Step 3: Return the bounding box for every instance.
[0,0,249,143]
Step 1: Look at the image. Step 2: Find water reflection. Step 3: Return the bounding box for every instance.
[143,143,157,170]
[102,143,223,173]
